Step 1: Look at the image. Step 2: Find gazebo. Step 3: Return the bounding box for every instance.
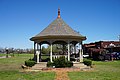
[30,9,86,63]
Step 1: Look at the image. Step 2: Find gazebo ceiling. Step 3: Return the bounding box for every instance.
[30,9,86,41]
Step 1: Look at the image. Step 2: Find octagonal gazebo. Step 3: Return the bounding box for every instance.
[30,9,86,63]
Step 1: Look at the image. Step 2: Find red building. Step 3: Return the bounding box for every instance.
[83,41,120,60]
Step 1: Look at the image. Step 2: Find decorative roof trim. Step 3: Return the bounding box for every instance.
[57,8,60,18]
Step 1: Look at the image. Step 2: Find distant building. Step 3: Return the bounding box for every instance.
[83,41,120,60]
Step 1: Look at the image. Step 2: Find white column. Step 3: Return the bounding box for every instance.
[79,42,83,62]
[37,43,39,51]
[50,43,53,62]
[39,44,41,62]
[36,51,40,63]
[81,49,83,62]
[68,42,70,61]
[34,42,36,58]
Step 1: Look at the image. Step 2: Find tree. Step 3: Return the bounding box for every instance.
[41,46,47,54]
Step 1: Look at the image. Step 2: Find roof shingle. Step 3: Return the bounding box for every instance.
[35,18,84,37]
[30,9,86,41]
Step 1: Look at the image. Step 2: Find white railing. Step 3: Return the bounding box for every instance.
[52,55,67,59]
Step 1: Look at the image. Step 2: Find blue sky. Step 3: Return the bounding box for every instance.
[0,0,120,49]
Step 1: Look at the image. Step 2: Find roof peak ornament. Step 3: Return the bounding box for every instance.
[57,8,60,18]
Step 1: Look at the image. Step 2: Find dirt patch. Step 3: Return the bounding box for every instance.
[22,67,92,80]
[42,68,81,80]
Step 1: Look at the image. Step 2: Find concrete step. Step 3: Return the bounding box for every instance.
[32,62,88,70]
[32,62,47,70]
[73,62,87,69]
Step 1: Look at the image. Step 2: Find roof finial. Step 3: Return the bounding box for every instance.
[57,8,60,18]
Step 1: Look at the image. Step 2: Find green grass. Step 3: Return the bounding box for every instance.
[0,53,6,57]
[0,54,55,80]
[0,53,20,57]
[0,71,55,80]
[1,53,120,80]
[68,61,120,80]
[0,54,33,71]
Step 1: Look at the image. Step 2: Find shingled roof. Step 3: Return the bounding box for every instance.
[30,9,86,41]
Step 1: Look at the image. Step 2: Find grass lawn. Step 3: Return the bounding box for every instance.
[68,60,120,80]
[0,53,6,57]
[1,53,120,80]
[0,71,55,80]
[0,54,55,80]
